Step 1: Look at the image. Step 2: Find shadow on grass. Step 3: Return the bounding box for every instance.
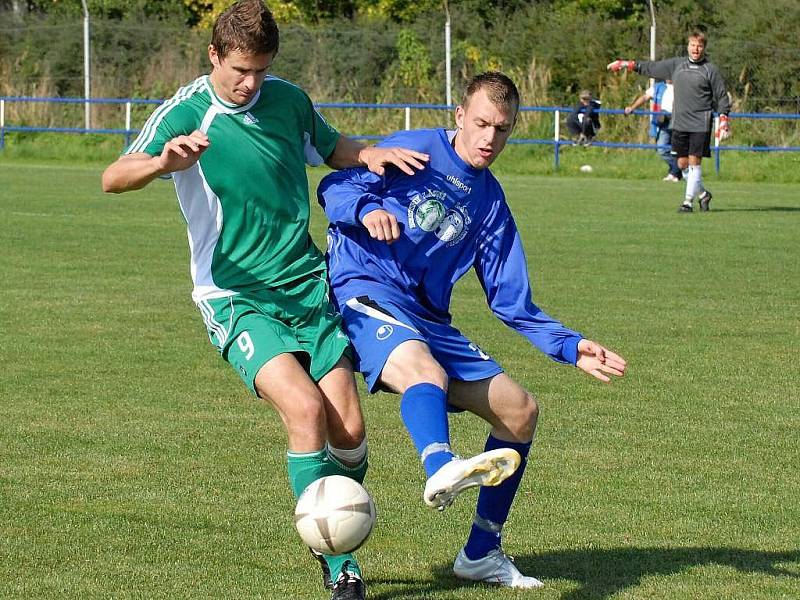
[369,546,800,599]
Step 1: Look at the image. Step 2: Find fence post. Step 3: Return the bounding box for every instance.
[553,109,561,170]
[713,115,721,174]
[125,101,132,148]
[0,99,5,151]
[405,106,411,130]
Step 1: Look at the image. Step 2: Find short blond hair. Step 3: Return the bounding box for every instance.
[688,30,707,46]
[462,72,520,113]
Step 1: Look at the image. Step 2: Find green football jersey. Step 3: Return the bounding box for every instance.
[127,75,340,302]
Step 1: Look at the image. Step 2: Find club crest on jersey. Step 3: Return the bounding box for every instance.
[407,190,447,232]
[243,112,259,125]
[435,202,471,246]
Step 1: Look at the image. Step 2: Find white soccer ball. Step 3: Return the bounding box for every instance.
[294,475,376,555]
[580,164,593,173]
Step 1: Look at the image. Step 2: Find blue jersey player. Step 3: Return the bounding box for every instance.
[318,72,627,588]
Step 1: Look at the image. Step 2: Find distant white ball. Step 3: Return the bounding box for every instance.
[580,164,593,173]
[294,475,377,555]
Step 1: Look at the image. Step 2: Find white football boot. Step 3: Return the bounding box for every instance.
[423,448,521,510]
[453,547,544,589]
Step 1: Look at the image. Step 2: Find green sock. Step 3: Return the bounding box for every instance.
[286,449,361,579]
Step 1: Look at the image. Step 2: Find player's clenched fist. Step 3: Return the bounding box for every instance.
[607,60,636,72]
[158,130,210,174]
[362,208,401,244]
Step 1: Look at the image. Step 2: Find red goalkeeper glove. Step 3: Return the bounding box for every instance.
[717,114,731,140]
[607,60,636,72]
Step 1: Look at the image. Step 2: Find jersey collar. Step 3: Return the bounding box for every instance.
[204,75,262,114]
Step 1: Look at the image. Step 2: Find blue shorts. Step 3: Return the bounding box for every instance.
[340,294,503,393]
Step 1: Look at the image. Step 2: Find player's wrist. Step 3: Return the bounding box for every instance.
[152,154,171,177]
[357,200,383,223]
[357,145,374,167]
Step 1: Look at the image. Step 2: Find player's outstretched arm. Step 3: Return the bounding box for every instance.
[624,93,650,115]
[326,136,429,176]
[102,130,209,193]
[575,339,627,383]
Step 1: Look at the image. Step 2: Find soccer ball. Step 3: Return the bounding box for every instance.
[580,164,593,173]
[294,475,377,555]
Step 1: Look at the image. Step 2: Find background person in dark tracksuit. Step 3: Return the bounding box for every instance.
[608,30,731,212]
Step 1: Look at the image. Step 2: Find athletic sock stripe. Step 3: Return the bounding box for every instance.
[421,442,452,462]
[344,298,420,333]
[473,513,503,534]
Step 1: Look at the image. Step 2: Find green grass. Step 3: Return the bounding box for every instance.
[3,131,800,184]
[1,162,799,599]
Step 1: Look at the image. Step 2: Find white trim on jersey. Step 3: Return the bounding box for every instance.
[171,135,231,302]
[344,297,420,333]
[200,104,222,134]
[126,77,208,155]
[206,75,262,114]
[303,131,325,166]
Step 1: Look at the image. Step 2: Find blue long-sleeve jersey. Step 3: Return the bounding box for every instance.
[318,128,582,365]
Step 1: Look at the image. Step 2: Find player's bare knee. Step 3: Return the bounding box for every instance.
[502,391,538,442]
[382,354,448,393]
[280,394,327,430]
[327,432,362,452]
[407,363,447,392]
[329,418,366,449]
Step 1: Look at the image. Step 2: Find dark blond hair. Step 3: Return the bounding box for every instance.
[211,0,279,58]
[462,72,520,113]
[688,30,707,45]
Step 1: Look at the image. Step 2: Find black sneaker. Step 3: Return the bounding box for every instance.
[677,202,693,213]
[330,561,366,600]
[309,548,332,590]
[699,190,712,212]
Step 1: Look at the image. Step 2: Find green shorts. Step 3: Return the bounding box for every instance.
[196,273,351,394]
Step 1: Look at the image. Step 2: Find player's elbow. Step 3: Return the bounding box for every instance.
[101,172,116,193]
[101,171,123,193]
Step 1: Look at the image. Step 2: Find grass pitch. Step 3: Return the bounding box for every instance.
[1,161,798,599]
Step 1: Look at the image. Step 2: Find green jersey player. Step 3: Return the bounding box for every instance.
[101,2,427,599]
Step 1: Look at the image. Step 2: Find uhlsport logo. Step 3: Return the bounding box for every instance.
[376,325,394,340]
[446,174,472,194]
[407,190,447,232]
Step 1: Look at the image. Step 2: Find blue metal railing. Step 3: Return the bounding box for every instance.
[1,96,798,172]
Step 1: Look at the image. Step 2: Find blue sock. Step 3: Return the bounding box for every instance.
[464,434,532,560]
[399,383,454,478]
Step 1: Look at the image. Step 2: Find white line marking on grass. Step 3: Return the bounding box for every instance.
[10,211,75,218]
